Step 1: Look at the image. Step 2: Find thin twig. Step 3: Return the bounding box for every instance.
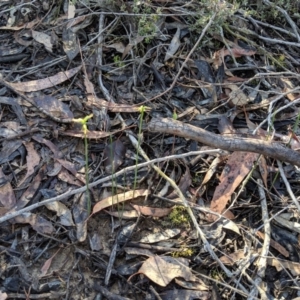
[0,150,221,223]
[247,179,270,300]
[277,160,300,212]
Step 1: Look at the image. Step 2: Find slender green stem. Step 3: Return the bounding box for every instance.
[74,114,93,214]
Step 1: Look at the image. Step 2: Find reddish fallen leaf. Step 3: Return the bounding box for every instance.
[131,204,172,217]
[258,156,268,188]
[256,231,289,257]
[214,46,256,67]
[6,66,81,92]
[209,151,259,220]
[40,248,61,277]
[0,167,16,209]
[92,189,149,215]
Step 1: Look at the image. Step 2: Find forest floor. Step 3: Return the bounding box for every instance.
[0,1,300,299]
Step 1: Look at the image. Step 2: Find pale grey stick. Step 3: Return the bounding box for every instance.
[0,150,221,224]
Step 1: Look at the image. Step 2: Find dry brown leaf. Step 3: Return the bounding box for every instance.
[122,35,144,60]
[129,256,208,289]
[131,204,172,217]
[40,248,61,277]
[256,231,289,257]
[57,168,83,187]
[139,228,181,243]
[86,94,151,113]
[214,46,256,67]
[14,212,54,234]
[18,142,40,187]
[92,189,149,215]
[0,167,16,209]
[105,209,140,219]
[105,42,126,53]
[164,27,181,62]
[258,156,268,188]
[265,258,300,276]
[59,129,121,139]
[0,18,40,30]
[32,30,53,52]
[17,165,46,209]
[7,66,81,92]
[209,151,259,220]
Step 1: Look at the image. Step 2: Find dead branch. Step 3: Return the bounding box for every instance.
[148,118,300,167]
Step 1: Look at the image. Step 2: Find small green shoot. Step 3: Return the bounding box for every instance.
[73,114,93,214]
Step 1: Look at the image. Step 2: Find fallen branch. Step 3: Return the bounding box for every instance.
[148,118,300,167]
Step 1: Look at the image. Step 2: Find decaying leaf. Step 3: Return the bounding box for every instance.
[16,165,46,209]
[62,28,79,60]
[33,95,74,119]
[105,209,140,219]
[45,201,74,226]
[18,141,40,187]
[139,228,181,244]
[131,204,172,217]
[103,140,126,174]
[73,193,89,242]
[129,256,208,289]
[13,212,54,234]
[213,45,256,67]
[0,167,16,209]
[92,189,149,215]
[6,66,81,92]
[165,27,181,62]
[32,30,53,52]
[209,151,259,220]
[40,248,61,277]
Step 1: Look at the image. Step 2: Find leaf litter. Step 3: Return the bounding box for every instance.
[0,1,300,299]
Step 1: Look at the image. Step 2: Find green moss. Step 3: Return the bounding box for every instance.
[169,205,191,226]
